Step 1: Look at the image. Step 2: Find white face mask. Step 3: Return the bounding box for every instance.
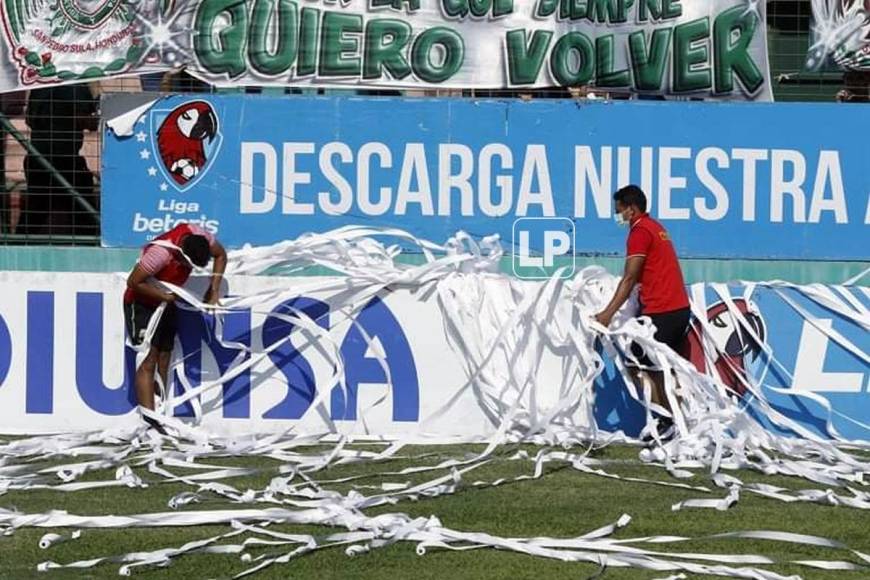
[614,211,629,227]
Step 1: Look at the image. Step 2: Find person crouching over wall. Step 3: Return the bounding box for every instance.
[124,223,227,433]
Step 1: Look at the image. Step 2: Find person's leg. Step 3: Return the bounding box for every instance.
[138,350,168,435]
[155,350,171,400]
[647,308,692,425]
[626,364,673,441]
[151,303,177,403]
[627,339,668,411]
[125,301,167,431]
[135,347,159,410]
[648,371,669,410]
[626,311,688,441]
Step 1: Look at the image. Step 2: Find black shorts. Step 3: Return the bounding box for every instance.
[124,301,177,352]
[628,307,691,368]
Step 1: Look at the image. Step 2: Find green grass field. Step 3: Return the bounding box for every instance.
[1,442,868,579]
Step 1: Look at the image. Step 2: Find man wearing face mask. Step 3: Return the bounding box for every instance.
[595,185,690,436]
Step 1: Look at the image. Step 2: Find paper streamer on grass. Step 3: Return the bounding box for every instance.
[1,225,868,578]
[3,432,869,578]
[38,530,81,550]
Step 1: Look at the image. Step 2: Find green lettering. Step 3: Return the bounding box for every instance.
[444,0,513,18]
[637,0,661,22]
[713,6,764,94]
[614,0,634,23]
[595,35,630,87]
[662,0,681,19]
[493,0,514,17]
[441,0,468,18]
[569,0,587,20]
[370,0,421,11]
[298,7,319,76]
[470,0,490,17]
[588,0,617,23]
[319,11,363,77]
[506,29,553,85]
[412,27,464,83]
[557,0,587,20]
[193,0,247,77]
[249,0,298,77]
[673,17,711,92]
[535,0,558,18]
[363,19,413,80]
[550,31,594,86]
[628,28,671,91]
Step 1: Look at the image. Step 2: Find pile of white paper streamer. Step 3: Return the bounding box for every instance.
[1,226,868,578]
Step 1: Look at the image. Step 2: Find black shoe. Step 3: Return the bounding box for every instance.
[658,417,675,440]
[641,417,674,444]
[143,415,168,435]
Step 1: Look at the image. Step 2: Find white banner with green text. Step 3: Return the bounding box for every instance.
[0,0,771,99]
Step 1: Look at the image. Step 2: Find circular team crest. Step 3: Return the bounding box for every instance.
[0,0,176,85]
[58,0,128,30]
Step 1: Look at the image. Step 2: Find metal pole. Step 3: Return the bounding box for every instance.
[0,111,100,220]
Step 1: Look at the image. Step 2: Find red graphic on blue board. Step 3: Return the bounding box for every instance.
[683,299,767,397]
[153,101,221,189]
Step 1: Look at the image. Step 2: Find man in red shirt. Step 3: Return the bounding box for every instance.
[125,223,227,432]
[595,185,690,436]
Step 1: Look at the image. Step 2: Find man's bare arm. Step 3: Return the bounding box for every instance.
[595,256,644,327]
[204,241,227,305]
[127,265,175,303]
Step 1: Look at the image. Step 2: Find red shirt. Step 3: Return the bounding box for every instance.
[123,224,203,306]
[138,224,215,274]
[626,214,689,314]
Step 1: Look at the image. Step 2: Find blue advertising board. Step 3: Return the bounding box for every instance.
[1,276,864,440]
[595,284,870,441]
[739,286,870,441]
[102,96,869,260]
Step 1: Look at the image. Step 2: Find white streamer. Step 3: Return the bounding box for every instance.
[2,226,868,578]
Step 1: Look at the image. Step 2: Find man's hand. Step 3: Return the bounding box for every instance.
[595,311,613,328]
[205,241,227,308]
[203,288,219,306]
[594,256,643,331]
[128,265,178,305]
